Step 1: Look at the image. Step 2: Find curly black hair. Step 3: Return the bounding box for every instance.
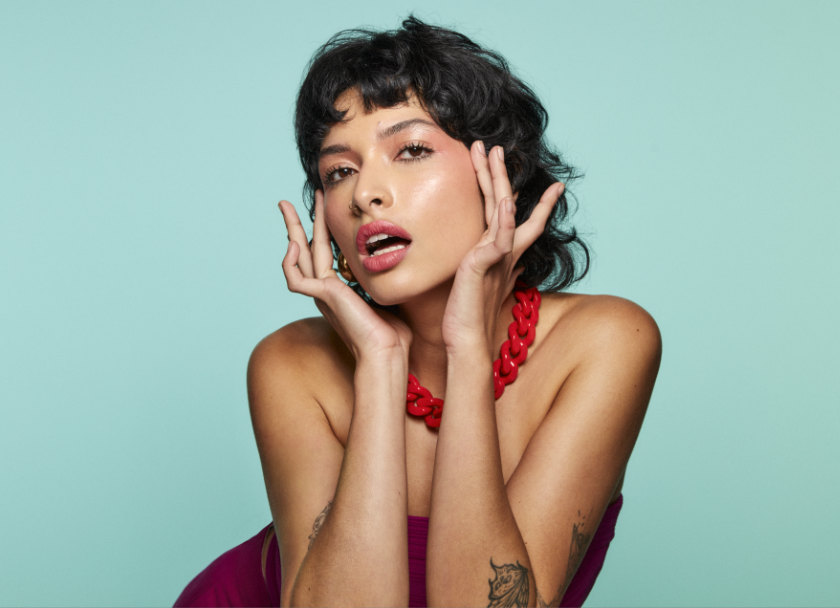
[295,16,589,296]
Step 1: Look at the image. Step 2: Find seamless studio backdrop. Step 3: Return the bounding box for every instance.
[1,1,838,606]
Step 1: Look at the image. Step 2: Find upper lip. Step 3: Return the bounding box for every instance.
[356,220,413,255]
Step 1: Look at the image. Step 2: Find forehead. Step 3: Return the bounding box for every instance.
[322,89,437,144]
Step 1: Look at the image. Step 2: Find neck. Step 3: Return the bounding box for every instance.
[396,280,452,396]
[395,281,519,397]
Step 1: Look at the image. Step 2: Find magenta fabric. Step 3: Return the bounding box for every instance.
[174,526,279,607]
[174,496,622,607]
[407,515,429,607]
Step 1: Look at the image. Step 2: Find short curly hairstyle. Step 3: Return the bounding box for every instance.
[295,16,589,296]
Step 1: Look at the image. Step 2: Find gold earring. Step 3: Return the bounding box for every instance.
[337,253,355,282]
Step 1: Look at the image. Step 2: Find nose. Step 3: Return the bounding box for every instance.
[351,163,393,214]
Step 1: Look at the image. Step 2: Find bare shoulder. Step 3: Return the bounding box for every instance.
[250,316,348,370]
[540,293,661,365]
[247,317,354,437]
[248,317,351,392]
[526,293,662,427]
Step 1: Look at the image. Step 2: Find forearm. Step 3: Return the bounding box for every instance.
[426,349,534,607]
[291,354,410,607]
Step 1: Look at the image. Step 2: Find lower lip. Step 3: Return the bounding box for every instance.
[361,245,410,273]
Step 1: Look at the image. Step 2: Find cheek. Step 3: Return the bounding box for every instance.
[447,152,484,216]
[444,168,485,230]
[413,155,484,220]
[324,204,353,254]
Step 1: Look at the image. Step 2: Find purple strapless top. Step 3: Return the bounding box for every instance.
[175,496,623,607]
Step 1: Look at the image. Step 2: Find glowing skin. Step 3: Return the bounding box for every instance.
[318,90,486,306]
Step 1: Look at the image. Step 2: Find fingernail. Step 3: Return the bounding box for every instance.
[496,147,504,161]
[477,140,485,155]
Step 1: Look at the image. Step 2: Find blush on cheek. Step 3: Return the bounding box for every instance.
[324,209,348,248]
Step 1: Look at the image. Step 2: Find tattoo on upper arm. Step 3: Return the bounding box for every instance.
[487,559,530,608]
[307,500,333,549]
[564,509,593,587]
[535,509,594,608]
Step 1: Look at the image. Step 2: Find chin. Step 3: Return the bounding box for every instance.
[362,273,453,308]
[363,283,412,308]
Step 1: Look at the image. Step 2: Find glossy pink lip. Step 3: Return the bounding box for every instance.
[356,220,413,273]
[362,246,410,273]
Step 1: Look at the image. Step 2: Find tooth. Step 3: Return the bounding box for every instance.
[371,244,406,256]
[366,234,389,245]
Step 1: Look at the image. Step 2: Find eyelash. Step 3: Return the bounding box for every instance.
[397,142,433,161]
[322,165,354,186]
[321,142,434,187]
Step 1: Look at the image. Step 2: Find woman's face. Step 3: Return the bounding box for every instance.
[319,89,485,306]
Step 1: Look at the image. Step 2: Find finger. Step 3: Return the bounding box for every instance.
[489,146,514,210]
[494,197,516,256]
[467,197,517,273]
[512,182,564,259]
[279,200,315,277]
[311,191,335,277]
[281,239,306,291]
[470,141,496,226]
[282,240,331,299]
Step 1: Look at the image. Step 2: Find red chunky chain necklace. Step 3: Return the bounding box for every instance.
[406,286,541,429]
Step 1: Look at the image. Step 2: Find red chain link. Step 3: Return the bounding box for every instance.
[406,373,444,429]
[406,286,541,429]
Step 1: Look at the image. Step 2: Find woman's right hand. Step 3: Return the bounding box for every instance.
[279,191,412,362]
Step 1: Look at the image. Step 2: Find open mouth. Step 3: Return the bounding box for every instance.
[356,220,414,258]
[365,234,411,257]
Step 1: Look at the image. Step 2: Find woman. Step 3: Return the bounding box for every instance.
[176,17,660,608]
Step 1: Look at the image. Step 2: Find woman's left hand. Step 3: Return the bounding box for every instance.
[441,142,564,355]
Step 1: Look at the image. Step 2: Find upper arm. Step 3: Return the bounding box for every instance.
[247,321,346,605]
[506,297,661,604]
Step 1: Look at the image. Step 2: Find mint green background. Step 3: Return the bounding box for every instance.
[2,1,838,606]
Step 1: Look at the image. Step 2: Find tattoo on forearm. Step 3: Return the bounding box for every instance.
[535,509,594,607]
[307,500,333,549]
[487,559,529,608]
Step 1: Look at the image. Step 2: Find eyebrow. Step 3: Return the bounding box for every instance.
[376,118,438,140]
[318,143,350,158]
[318,118,438,159]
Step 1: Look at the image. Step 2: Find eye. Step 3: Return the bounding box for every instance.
[397,143,432,161]
[322,165,356,187]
